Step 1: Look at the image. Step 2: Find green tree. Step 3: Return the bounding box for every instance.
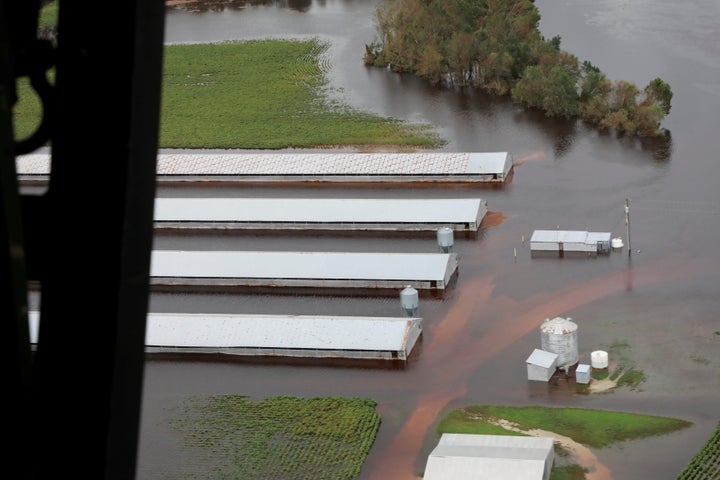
[578,61,612,125]
[512,50,579,117]
[631,104,665,137]
[367,0,671,137]
[511,64,579,117]
[417,44,445,84]
[610,80,639,112]
[446,31,477,86]
[643,77,673,115]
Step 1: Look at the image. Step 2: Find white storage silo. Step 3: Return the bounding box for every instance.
[540,317,579,369]
[437,226,454,253]
[400,286,419,317]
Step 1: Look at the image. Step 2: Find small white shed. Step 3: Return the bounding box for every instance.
[423,433,555,480]
[526,349,558,382]
[530,230,612,256]
[575,364,591,384]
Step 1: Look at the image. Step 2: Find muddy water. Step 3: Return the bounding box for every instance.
[138,1,720,479]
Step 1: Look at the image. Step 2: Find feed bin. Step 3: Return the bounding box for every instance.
[540,317,579,369]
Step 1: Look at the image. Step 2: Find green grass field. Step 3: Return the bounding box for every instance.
[13,37,443,150]
[436,405,694,480]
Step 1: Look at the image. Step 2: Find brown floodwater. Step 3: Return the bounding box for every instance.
[137,0,720,479]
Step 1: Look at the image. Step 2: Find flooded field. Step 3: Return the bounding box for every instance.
[137,0,720,478]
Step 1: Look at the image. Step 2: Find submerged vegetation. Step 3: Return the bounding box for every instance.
[364,0,673,137]
[675,421,720,480]
[168,396,696,480]
[159,39,442,149]
[13,35,443,150]
[169,395,381,480]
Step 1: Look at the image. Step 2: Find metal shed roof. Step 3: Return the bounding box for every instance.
[576,364,591,374]
[149,250,459,290]
[526,348,559,368]
[153,197,488,231]
[530,230,613,255]
[586,231,612,243]
[531,230,612,244]
[530,230,589,244]
[424,433,554,480]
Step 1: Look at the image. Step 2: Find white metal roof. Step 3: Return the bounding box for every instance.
[576,364,591,374]
[530,230,589,244]
[149,250,458,289]
[28,311,422,358]
[154,152,509,175]
[540,317,578,334]
[144,312,420,350]
[15,152,513,181]
[526,349,558,368]
[467,152,513,176]
[586,231,612,243]
[424,434,554,480]
[531,230,611,244]
[153,197,487,230]
[15,153,49,173]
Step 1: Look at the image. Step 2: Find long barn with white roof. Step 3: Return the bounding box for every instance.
[16,151,514,184]
[149,250,459,292]
[153,197,488,232]
[28,312,423,362]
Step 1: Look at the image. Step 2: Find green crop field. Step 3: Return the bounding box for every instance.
[675,421,720,480]
[169,395,381,480]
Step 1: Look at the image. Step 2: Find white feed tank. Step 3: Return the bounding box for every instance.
[437,226,454,253]
[591,350,609,369]
[540,317,579,368]
[400,285,419,317]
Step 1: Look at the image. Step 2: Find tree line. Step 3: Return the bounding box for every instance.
[364,0,672,137]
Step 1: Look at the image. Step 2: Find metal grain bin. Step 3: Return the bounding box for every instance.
[400,286,419,317]
[540,317,579,369]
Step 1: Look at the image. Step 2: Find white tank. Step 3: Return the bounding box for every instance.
[591,350,608,369]
[540,317,579,368]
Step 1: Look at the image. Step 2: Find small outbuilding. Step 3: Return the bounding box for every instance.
[575,364,591,384]
[526,348,559,382]
[530,230,612,256]
[423,433,555,480]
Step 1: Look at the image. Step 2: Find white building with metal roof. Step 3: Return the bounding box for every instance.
[530,229,612,256]
[28,311,423,362]
[153,197,488,232]
[16,151,514,184]
[526,348,559,382]
[424,433,555,480]
[149,250,459,291]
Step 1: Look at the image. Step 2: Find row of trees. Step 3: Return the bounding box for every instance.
[364,0,672,137]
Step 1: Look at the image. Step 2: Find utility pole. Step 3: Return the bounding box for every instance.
[625,198,631,256]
